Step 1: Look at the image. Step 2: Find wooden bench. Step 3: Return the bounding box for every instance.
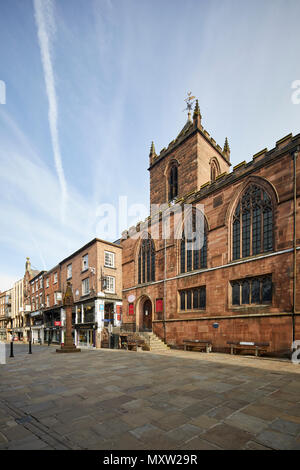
[227,341,269,357]
[122,336,145,351]
[183,339,212,353]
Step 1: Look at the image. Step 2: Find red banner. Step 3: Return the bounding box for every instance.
[156,299,163,313]
[128,303,134,315]
[116,305,122,315]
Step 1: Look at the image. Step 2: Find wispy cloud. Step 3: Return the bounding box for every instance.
[33,0,67,222]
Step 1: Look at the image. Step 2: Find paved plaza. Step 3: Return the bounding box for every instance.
[0,344,300,450]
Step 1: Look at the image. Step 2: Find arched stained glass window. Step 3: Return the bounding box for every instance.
[233,185,273,260]
[138,236,155,284]
[180,209,207,273]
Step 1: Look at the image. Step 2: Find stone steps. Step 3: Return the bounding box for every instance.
[146,332,170,352]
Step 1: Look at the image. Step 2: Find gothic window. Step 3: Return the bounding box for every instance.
[180,286,206,311]
[169,165,178,201]
[231,275,272,306]
[210,158,220,182]
[138,236,155,284]
[232,184,273,260]
[180,209,207,273]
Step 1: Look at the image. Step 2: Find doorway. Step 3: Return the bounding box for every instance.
[142,299,152,331]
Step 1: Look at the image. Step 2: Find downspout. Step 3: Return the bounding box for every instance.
[163,226,167,344]
[292,146,299,347]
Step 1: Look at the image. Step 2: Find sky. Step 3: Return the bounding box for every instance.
[0,0,300,291]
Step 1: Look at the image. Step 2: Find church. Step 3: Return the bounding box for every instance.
[121,99,300,356]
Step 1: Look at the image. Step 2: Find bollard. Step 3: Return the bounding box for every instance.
[28,340,32,354]
[9,341,14,358]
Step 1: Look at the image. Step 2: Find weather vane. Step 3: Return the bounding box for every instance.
[183,92,196,120]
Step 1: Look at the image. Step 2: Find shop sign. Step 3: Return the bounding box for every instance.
[128,294,135,303]
[116,305,122,315]
[54,321,61,326]
[99,304,104,311]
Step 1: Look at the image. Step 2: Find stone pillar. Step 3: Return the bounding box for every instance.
[56,283,80,354]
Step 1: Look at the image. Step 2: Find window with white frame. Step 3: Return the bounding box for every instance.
[39,277,43,289]
[53,272,57,284]
[46,295,49,307]
[104,251,115,268]
[31,284,34,294]
[46,277,49,288]
[67,264,72,279]
[82,278,90,296]
[103,276,115,293]
[39,293,43,307]
[35,281,38,292]
[36,295,39,308]
[82,254,89,271]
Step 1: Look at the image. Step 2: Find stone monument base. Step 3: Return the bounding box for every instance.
[56,345,81,353]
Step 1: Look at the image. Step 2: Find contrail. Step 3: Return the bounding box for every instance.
[33,0,67,222]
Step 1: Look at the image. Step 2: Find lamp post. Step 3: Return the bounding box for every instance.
[56,282,81,353]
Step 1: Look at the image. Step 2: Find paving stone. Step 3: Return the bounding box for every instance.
[225,412,269,434]
[205,406,235,420]
[201,423,254,450]
[255,429,300,450]
[190,414,219,430]
[269,418,300,437]
[153,411,190,431]
[166,423,202,443]
[243,440,272,450]
[181,436,222,450]
[242,403,285,421]
[130,423,159,440]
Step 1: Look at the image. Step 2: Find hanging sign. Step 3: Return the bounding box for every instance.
[116,305,122,315]
[128,294,135,303]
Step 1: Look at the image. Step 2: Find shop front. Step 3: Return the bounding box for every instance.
[44,308,62,344]
[13,328,24,341]
[30,311,44,344]
[75,323,96,348]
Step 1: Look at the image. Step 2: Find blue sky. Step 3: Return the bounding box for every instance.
[0,0,300,291]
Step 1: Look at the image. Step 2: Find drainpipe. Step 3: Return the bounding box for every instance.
[163,227,167,344]
[292,146,299,347]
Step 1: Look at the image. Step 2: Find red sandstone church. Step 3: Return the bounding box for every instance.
[121,100,299,356]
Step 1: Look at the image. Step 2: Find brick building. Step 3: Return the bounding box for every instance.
[43,265,62,344]
[121,101,300,356]
[28,271,46,343]
[59,238,122,348]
